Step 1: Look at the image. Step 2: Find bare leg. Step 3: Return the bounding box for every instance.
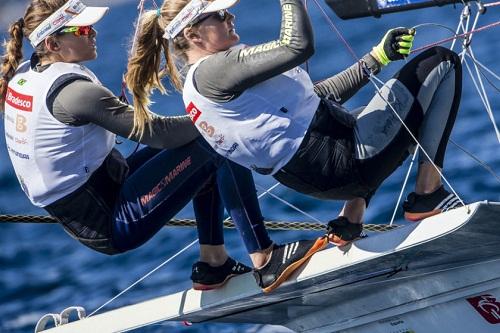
[199,244,229,266]
[415,161,442,194]
[339,198,366,224]
[249,243,274,269]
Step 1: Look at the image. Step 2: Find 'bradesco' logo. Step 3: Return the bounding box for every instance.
[6,87,33,112]
[186,101,202,123]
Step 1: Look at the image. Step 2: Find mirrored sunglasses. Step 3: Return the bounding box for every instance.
[55,25,94,37]
[191,10,228,26]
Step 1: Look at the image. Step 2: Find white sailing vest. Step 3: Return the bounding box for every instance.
[183,58,320,175]
[4,61,115,207]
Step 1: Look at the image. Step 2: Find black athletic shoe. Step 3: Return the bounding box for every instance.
[253,237,329,293]
[326,217,365,247]
[191,257,251,291]
[403,185,464,222]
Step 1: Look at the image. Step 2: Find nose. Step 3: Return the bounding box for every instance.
[226,10,235,21]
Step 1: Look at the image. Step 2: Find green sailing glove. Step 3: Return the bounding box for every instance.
[371,27,416,66]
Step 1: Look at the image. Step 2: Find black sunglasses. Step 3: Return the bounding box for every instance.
[190,10,228,26]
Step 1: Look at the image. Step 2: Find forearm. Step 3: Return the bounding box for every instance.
[53,80,200,149]
[314,53,381,104]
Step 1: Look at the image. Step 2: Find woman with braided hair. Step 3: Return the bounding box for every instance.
[1,0,327,293]
[127,0,464,269]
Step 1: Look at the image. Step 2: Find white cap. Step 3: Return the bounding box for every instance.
[28,0,109,47]
[163,0,239,40]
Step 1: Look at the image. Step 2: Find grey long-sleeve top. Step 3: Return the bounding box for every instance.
[193,0,381,104]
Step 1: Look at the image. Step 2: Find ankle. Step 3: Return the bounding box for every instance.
[199,245,228,267]
[415,183,442,195]
[250,243,274,269]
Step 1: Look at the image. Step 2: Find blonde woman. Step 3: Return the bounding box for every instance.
[2,0,327,294]
[127,0,463,266]
[1,0,260,292]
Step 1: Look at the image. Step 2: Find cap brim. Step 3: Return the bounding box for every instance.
[65,7,109,26]
[202,0,239,14]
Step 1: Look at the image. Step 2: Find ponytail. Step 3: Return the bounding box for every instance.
[125,5,186,139]
[1,18,25,112]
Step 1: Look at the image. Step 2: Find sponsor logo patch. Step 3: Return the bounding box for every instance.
[17,79,27,86]
[16,115,28,133]
[140,156,192,206]
[186,102,202,123]
[199,121,215,137]
[7,145,30,160]
[225,142,239,157]
[36,23,52,38]
[467,294,500,324]
[6,88,33,112]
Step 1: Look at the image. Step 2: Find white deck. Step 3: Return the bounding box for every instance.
[39,201,500,332]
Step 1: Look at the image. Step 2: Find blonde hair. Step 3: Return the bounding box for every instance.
[1,0,68,112]
[125,0,193,139]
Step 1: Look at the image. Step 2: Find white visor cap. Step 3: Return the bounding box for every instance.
[203,0,239,13]
[163,0,239,40]
[65,6,109,26]
[28,0,108,47]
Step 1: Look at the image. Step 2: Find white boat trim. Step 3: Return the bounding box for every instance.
[38,201,500,332]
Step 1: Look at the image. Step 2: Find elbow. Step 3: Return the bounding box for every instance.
[290,40,315,64]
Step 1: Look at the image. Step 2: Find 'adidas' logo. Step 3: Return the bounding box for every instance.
[437,194,462,212]
[282,242,299,264]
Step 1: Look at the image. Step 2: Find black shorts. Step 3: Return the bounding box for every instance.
[274,99,375,202]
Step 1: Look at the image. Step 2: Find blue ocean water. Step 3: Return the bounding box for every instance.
[0,1,499,332]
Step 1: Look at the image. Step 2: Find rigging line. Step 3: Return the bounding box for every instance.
[462,49,500,142]
[368,76,466,208]
[131,0,147,56]
[450,139,500,183]
[465,53,500,92]
[411,22,457,35]
[309,0,361,62]
[389,148,418,226]
[466,53,500,81]
[465,4,484,52]
[254,183,323,224]
[309,0,466,207]
[88,238,199,317]
[411,20,500,54]
[484,1,500,6]
[451,4,467,50]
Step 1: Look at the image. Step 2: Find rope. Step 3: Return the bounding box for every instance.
[0,214,399,232]
[411,20,500,53]
[484,1,500,7]
[87,238,198,317]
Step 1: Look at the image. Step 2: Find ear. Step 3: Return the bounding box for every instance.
[183,28,202,43]
[44,36,61,52]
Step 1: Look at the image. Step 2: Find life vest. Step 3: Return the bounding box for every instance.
[183,57,320,175]
[4,61,115,207]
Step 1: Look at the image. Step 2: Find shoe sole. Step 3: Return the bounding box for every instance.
[404,209,441,222]
[192,273,237,291]
[262,237,329,293]
[328,234,362,247]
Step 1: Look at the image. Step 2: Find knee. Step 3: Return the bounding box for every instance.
[422,46,461,70]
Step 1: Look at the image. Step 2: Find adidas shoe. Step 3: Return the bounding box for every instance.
[326,217,365,247]
[253,237,328,293]
[191,257,251,291]
[403,185,464,222]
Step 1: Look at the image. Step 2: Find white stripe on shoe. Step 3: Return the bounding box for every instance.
[291,242,298,256]
[436,193,455,210]
[442,196,460,211]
